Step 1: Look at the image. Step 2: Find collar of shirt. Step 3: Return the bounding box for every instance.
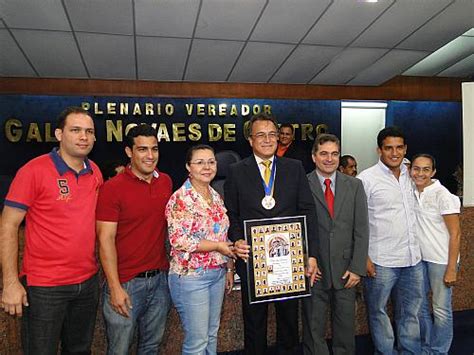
[316,170,336,194]
[124,165,159,181]
[254,154,275,165]
[276,143,290,157]
[377,159,409,177]
[414,179,440,199]
[49,147,91,176]
[254,154,275,180]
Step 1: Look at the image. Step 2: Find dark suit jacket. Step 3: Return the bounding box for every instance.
[281,142,313,173]
[224,156,318,278]
[307,170,369,290]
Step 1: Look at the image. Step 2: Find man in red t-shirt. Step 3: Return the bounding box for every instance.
[96,124,172,354]
[1,107,103,354]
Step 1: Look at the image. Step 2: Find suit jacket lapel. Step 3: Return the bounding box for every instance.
[308,170,329,215]
[273,157,284,202]
[334,171,348,218]
[244,156,266,197]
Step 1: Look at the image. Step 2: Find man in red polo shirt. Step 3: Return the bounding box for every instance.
[96,124,172,354]
[1,106,103,354]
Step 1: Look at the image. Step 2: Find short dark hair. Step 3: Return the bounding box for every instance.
[248,113,279,136]
[312,133,340,154]
[377,126,405,148]
[186,144,215,164]
[125,124,158,149]
[57,106,92,130]
[339,155,356,168]
[279,123,294,133]
[411,153,436,170]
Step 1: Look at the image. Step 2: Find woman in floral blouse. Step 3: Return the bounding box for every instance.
[166,144,235,355]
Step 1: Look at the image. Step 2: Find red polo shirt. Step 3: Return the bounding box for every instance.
[5,149,102,286]
[96,167,172,283]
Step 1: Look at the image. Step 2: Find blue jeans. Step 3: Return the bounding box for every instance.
[364,262,424,355]
[419,261,454,355]
[21,273,99,355]
[169,268,226,355]
[103,272,171,355]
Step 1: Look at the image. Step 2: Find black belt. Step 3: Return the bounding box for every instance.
[136,269,161,278]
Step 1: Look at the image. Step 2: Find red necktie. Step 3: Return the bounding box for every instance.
[324,179,334,218]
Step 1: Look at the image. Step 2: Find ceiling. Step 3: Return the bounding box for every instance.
[1,0,473,86]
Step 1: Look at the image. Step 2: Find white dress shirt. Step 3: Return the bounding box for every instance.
[414,179,460,265]
[254,154,276,181]
[358,160,421,267]
[315,170,336,195]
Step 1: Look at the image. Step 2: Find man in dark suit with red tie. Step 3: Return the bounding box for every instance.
[224,113,318,355]
[303,134,369,355]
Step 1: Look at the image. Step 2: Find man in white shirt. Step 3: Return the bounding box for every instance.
[358,126,423,354]
[410,154,461,355]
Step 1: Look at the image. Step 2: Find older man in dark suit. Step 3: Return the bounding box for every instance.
[303,134,369,355]
[224,113,318,355]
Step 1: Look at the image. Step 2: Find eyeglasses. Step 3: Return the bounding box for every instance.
[189,159,217,167]
[411,167,433,173]
[251,132,279,140]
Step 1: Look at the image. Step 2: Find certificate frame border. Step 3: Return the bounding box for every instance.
[244,215,311,304]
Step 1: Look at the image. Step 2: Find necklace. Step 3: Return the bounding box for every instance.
[203,194,213,205]
[191,182,213,205]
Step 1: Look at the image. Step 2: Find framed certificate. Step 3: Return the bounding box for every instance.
[244,215,311,304]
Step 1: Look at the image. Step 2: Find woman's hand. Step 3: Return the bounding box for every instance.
[216,241,236,258]
[225,270,235,294]
[233,239,250,261]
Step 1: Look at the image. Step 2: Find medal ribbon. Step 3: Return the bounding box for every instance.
[261,158,276,197]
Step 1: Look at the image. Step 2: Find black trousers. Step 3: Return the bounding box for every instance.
[21,273,99,355]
